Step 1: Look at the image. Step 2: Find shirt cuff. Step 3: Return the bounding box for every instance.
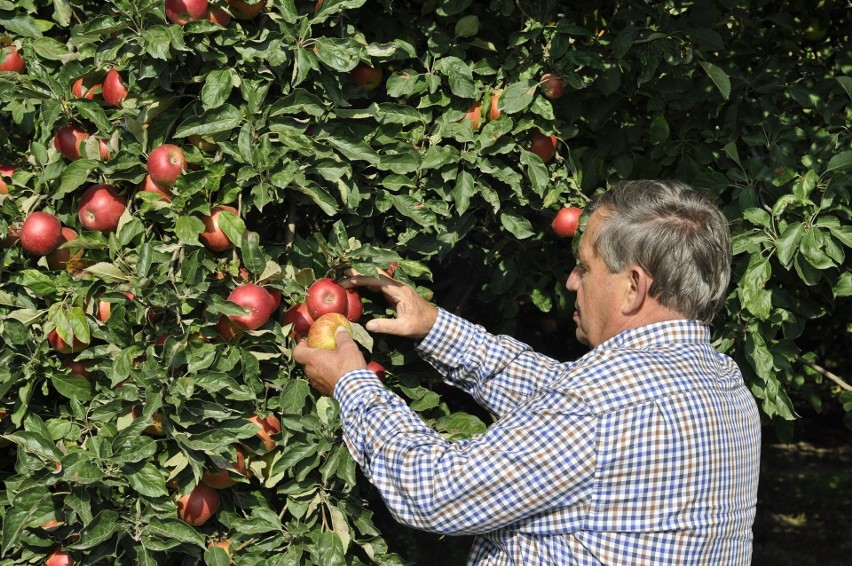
[334,369,389,414]
[415,308,477,370]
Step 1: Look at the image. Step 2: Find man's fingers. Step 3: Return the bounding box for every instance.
[335,327,355,347]
[364,317,402,335]
[292,340,310,364]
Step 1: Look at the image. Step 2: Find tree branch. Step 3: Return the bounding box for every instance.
[799,357,852,391]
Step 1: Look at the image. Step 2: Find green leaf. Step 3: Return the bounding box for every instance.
[499,209,535,240]
[175,216,205,245]
[69,510,118,550]
[122,462,168,498]
[85,262,129,283]
[242,231,268,273]
[452,170,474,215]
[51,373,94,402]
[22,270,57,296]
[776,222,803,268]
[801,228,835,269]
[826,150,852,173]
[699,60,731,100]
[454,15,479,38]
[216,209,246,249]
[314,37,361,72]
[201,69,235,110]
[175,104,242,137]
[436,57,475,99]
[147,517,205,547]
[500,80,537,114]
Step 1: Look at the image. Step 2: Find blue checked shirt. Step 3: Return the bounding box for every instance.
[335,309,761,565]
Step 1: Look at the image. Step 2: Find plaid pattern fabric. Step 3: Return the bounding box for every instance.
[335,309,761,565]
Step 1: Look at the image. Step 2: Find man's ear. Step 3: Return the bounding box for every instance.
[621,265,651,315]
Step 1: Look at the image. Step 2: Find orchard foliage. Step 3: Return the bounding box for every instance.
[0,0,850,563]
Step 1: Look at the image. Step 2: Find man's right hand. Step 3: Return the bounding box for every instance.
[342,269,439,340]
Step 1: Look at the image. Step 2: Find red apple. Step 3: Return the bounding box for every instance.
[366,361,385,382]
[200,205,237,251]
[45,548,74,566]
[267,288,282,311]
[0,46,24,73]
[350,62,382,91]
[78,184,127,233]
[529,129,557,163]
[140,174,173,202]
[226,283,275,330]
[0,165,15,194]
[72,77,101,100]
[217,315,244,342]
[227,0,264,19]
[488,90,502,121]
[102,69,127,106]
[282,302,314,338]
[96,139,110,161]
[54,125,89,160]
[202,447,249,489]
[305,278,348,319]
[166,0,210,25]
[462,101,482,130]
[248,413,280,451]
[48,330,87,354]
[540,73,564,100]
[20,211,62,256]
[386,261,399,277]
[207,6,231,25]
[345,288,362,322]
[63,359,91,379]
[96,291,134,322]
[551,206,582,238]
[176,483,220,526]
[46,227,83,270]
[306,312,351,350]
[147,144,186,186]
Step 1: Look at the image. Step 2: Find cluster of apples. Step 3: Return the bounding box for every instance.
[164,0,265,27]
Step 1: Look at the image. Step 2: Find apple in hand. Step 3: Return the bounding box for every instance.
[350,62,382,91]
[102,69,127,106]
[306,312,352,350]
[551,206,582,238]
[20,211,62,256]
[147,144,186,186]
[226,283,275,330]
[0,46,25,73]
[200,205,237,251]
[177,483,220,526]
[78,184,127,233]
[305,278,348,319]
[529,129,557,163]
[366,361,385,382]
[46,227,83,270]
[540,73,564,100]
[249,413,280,451]
[166,0,210,25]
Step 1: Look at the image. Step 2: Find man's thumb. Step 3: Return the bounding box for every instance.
[335,326,355,347]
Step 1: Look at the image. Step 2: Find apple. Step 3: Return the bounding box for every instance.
[462,101,482,130]
[386,261,398,277]
[48,330,87,354]
[145,412,165,436]
[141,174,173,202]
[207,5,231,25]
[267,288,282,311]
[226,283,275,330]
[102,69,127,106]
[488,90,502,121]
[200,205,237,251]
[227,0,264,19]
[202,447,249,489]
[306,312,351,350]
[62,359,91,379]
[96,291,134,322]
[147,144,186,186]
[282,302,314,338]
[540,73,564,100]
[72,77,101,100]
[0,165,15,194]
[78,184,127,233]
[305,278,348,319]
[54,125,89,160]
[248,413,280,451]
[166,0,210,25]
[529,128,557,163]
[189,133,217,152]
[217,315,244,342]
[0,46,25,73]
[20,211,62,256]
[177,483,220,526]
[345,288,363,322]
[46,227,83,270]
[350,62,383,91]
[366,361,385,382]
[45,548,74,566]
[96,139,111,160]
[551,206,582,238]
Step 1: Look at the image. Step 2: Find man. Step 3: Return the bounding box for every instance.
[294,180,761,565]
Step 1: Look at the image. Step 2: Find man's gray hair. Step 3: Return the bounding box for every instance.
[587,180,732,323]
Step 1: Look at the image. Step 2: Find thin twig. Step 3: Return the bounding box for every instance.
[799,357,852,391]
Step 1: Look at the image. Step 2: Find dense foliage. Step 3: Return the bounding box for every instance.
[0,0,849,563]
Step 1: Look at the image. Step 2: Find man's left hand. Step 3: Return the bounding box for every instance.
[293,328,367,396]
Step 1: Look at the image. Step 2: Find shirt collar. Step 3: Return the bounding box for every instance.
[594,319,711,352]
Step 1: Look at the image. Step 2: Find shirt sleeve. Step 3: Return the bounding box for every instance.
[334,369,597,535]
[416,308,568,417]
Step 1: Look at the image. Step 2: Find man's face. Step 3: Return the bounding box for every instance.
[565,210,626,347]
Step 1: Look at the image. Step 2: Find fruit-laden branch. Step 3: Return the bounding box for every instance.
[798,357,852,391]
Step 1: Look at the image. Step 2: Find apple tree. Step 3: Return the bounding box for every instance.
[1,0,850,563]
